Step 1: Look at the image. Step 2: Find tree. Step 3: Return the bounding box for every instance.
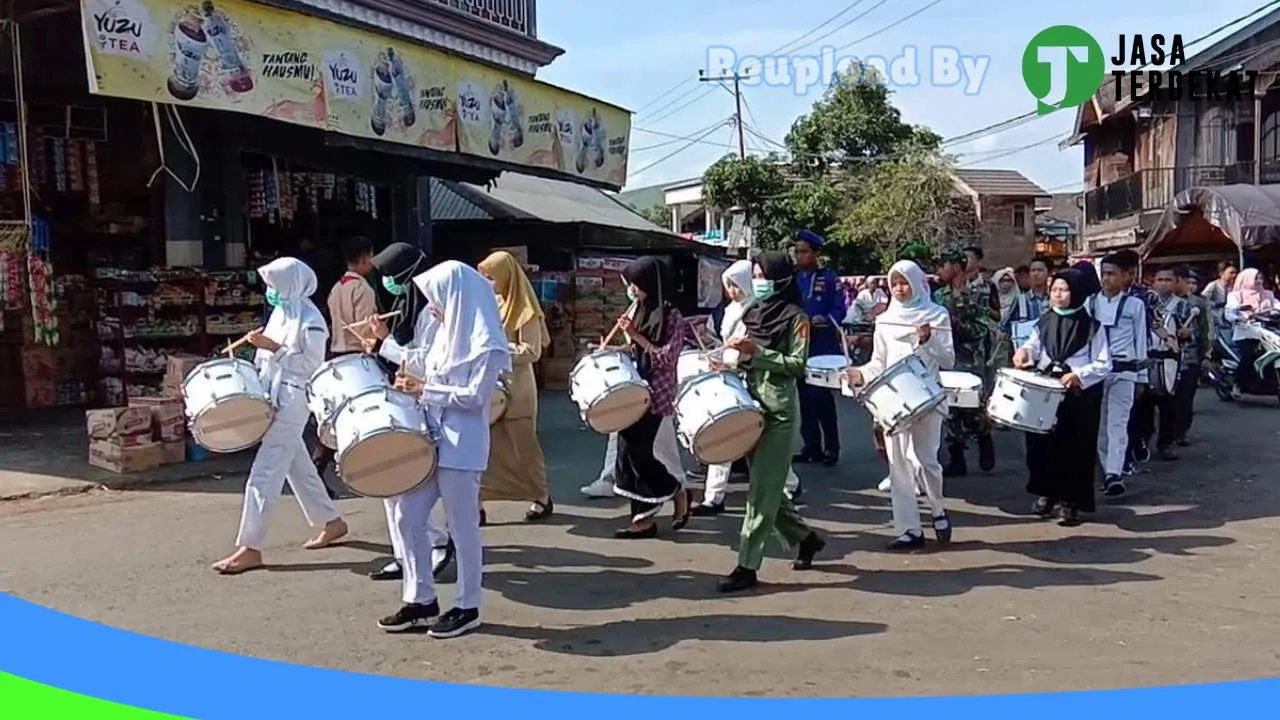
[636,203,671,229]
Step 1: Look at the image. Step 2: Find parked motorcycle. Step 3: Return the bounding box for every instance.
[1206,309,1280,402]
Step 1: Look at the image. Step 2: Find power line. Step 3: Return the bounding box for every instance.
[769,0,871,56]
[627,123,730,179]
[631,118,733,153]
[958,133,1071,166]
[830,0,945,53]
[777,0,891,56]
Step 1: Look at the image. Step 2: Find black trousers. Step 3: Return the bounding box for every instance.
[1173,363,1201,441]
[1131,388,1177,451]
[798,381,840,457]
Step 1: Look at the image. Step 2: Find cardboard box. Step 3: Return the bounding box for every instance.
[88,440,162,474]
[86,406,154,439]
[98,432,155,449]
[159,440,186,465]
[129,396,186,441]
[163,354,205,392]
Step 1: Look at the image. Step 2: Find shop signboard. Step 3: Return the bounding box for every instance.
[77,0,632,188]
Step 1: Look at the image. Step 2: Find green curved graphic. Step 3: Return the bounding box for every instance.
[0,671,191,719]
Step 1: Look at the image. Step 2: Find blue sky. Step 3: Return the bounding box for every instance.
[532,0,1271,194]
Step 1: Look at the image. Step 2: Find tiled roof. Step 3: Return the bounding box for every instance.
[953,169,1048,197]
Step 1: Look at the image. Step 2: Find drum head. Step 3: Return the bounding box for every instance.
[691,409,764,465]
[339,431,436,498]
[939,371,982,390]
[1000,368,1065,391]
[584,384,650,434]
[192,397,273,453]
[807,354,849,370]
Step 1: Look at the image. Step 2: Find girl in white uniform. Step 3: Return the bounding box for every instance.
[376,261,510,639]
[694,260,800,515]
[846,260,955,551]
[212,257,348,575]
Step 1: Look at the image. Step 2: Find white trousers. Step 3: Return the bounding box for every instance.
[1098,377,1135,476]
[597,425,685,482]
[391,468,483,609]
[237,419,340,550]
[704,461,800,504]
[382,498,449,561]
[887,413,945,535]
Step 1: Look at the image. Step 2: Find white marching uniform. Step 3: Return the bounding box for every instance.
[703,260,800,506]
[236,258,341,550]
[393,262,512,610]
[377,310,450,557]
[851,261,955,538]
[1087,291,1148,476]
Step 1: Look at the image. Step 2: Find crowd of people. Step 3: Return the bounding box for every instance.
[198,230,1276,641]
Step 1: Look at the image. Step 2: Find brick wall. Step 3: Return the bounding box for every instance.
[977,195,1038,269]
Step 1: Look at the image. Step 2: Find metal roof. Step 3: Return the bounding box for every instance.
[952,169,1048,197]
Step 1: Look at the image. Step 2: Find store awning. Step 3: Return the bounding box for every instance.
[1142,184,1280,260]
[431,172,680,236]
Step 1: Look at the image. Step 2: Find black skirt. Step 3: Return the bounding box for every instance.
[613,411,682,518]
[1025,384,1103,512]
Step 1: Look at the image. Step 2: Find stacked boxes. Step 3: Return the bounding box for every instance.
[162,354,204,397]
[128,396,187,465]
[86,406,161,473]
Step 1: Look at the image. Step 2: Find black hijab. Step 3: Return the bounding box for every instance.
[1072,260,1102,298]
[371,242,427,346]
[1037,269,1098,364]
[622,256,672,343]
[742,250,804,349]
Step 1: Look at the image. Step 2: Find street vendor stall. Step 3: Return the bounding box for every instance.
[1140,184,1280,269]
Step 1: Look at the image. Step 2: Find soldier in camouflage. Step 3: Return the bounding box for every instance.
[933,248,999,476]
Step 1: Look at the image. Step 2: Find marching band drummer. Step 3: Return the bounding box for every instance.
[611,256,691,539]
[845,260,955,552]
[211,257,349,575]
[374,261,511,639]
[716,251,826,593]
[476,250,554,522]
[695,260,800,516]
[363,243,454,583]
[1012,269,1111,527]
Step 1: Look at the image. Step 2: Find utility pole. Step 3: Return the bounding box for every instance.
[699,69,749,159]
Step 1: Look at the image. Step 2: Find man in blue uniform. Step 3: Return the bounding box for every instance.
[793,230,848,467]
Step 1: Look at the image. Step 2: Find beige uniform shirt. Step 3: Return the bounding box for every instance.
[327,271,377,354]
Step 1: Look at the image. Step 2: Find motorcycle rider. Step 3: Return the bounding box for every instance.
[1224,268,1278,399]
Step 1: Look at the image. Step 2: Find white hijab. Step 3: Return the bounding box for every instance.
[257,257,326,366]
[718,260,754,341]
[411,260,512,378]
[876,260,950,330]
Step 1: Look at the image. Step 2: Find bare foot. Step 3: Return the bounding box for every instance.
[304,518,348,550]
[212,547,263,575]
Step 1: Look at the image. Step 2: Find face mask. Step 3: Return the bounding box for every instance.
[1051,305,1079,316]
[625,286,638,302]
[264,288,282,308]
[752,279,775,299]
[382,275,405,296]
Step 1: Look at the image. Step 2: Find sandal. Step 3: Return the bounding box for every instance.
[523,498,554,522]
[303,519,349,550]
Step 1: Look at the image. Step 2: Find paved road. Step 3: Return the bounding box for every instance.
[3,392,1280,697]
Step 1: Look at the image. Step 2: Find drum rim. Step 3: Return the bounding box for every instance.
[675,370,750,401]
[685,411,765,464]
[573,348,636,371]
[806,354,851,370]
[860,354,930,395]
[576,379,651,408]
[997,368,1067,392]
[190,399,274,453]
[182,356,259,389]
[881,393,947,435]
[339,451,437,498]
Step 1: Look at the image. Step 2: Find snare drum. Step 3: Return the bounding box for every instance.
[489,376,511,425]
[939,370,983,409]
[857,354,946,435]
[674,371,765,464]
[805,355,850,389]
[986,368,1066,434]
[332,387,440,498]
[569,350,651,434]
[306,354,389,449]
[182,358,273,453]
[676,349,711,386]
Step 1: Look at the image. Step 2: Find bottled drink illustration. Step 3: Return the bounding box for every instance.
[370,60,393,137]
[487,81,508,156]
[202,1,253,93]
[589,109,606,168]
[387,48,416,128]
[575,112,596,175]
[167,11,207,101]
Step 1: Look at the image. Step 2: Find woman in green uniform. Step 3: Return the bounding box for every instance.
[718,251,827,593]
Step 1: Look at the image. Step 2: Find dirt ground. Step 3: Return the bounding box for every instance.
[2,393,1279,697]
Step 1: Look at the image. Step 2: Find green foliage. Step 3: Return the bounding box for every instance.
[698,63,964,273]
[636,203,671,228]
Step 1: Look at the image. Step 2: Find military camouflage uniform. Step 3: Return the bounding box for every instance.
[934,276,996,449]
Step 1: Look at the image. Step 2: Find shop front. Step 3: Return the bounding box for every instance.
[0,0,633,476]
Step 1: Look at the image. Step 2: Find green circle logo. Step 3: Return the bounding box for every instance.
[1022,25,1106,115]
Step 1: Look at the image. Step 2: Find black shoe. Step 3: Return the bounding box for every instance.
[1058,504,1082,527]
[1132,440,1152,463]
[370,559,403,581]
[716,566,758,593]
[932,513,952,545]
[1176,437,1191,448]
[1103,474,1126,497]
[887,531,926,552]
[428,607,481,639]
[613,523,658,539]
[792,531,826,570]
[792,451,820,464]
[378,601,440,631]
[977,435,995,471]
[820,452,839,468]
[691,500,725,517]
[432,540,455,579]
[1156,446,1179,461]
[478,508,488,527]
[524,498,554,522]
[1031,497,1057,519]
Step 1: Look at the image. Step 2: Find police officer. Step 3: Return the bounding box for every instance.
[793,230,848,467]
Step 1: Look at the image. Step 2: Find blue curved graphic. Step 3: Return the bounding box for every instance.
[0,591,1274,719]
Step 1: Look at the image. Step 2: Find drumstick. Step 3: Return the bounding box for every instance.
[343,311,402,333]
[222,330,260,356]
[599,300,639,349]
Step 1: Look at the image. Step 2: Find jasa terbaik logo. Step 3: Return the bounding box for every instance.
[1022,26,1259,115]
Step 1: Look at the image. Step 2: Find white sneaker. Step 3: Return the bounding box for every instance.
[877,476,892,492]
[580,478,616,498]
